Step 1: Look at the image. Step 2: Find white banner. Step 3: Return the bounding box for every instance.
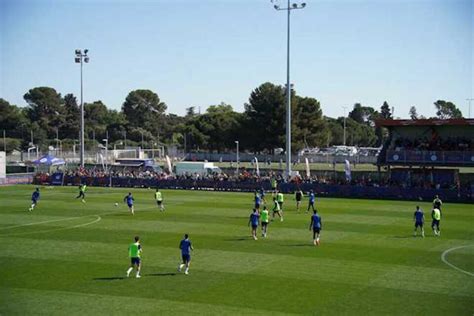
[305,157,310,178]
[166,155,173,174]
[255,157,260,177]
[344,159,351,182]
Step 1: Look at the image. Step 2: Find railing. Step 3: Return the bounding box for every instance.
[386,150,474,165]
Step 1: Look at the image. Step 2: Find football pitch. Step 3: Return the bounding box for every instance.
[0,185,473,315]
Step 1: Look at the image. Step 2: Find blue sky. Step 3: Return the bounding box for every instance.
[1,0,472,118]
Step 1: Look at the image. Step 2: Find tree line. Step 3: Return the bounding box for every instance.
[0,83,464,154]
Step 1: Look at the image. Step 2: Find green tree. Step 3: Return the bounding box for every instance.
[409,106,418,120]
[380,101,392,119]
[434,100,463,119]
[122,89,167,134]
[61,93,80,139]
[243,82,290,152]
[23,87,66,138]
[0,98,30,140]
[292,96,326,149]
[84,100,109,140]
[349,103,378,126]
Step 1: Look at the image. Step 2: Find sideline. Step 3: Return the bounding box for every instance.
[440,245,474,277]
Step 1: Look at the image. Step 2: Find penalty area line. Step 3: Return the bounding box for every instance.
[440,245,474,277]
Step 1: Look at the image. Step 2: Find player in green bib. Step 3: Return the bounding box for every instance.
[126,236,142,278]
[260,206,269,237]
[155,189,164,212]
[75,184,87,203]
[431,208,441,237]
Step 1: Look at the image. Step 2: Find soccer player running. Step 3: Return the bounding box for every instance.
[431,207,441,237]
[248,208,260,240]
[126,236,142,278]
[413,206,425,237]
[155,188,164,212]
[28,187,40,212]
[306,190,316,213]
[309,209,322,246]
[271,196,283,222]
[433,195,442,215]
[259,187,266,204]
[178,234,194,275]
[295,188,303,212]
[75,184,87,203]
[276,191,284,212]
[254,190,262,211]
[124,192,135,215]
[260,206,270,237]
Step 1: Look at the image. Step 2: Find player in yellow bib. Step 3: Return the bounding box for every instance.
[155,189,164,212]
[260,206,269,237]
[431,208,441,237]
[126,236,142,278]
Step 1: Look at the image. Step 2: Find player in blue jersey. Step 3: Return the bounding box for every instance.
[124,192,135,215]
[248,208,260,240]
[259,187,266,204]
[178,234,194,275]
[28,187,40,212]
[309,209,322,246]
[306,190,316,213]
[254,191,262,210]
[413,206,425,237]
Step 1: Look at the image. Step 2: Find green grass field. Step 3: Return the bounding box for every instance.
[0,185,473,315]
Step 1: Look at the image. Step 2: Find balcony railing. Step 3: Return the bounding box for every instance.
[386,150,474,165]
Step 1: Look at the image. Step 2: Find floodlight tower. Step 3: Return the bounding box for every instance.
[272,0,306,178]
[75,49,90,167]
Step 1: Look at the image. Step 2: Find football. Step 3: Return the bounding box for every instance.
[114,203,118,207]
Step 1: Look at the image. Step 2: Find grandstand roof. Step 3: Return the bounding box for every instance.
[375,118,474,128]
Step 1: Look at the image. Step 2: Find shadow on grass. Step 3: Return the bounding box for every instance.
[145,272,177,277]
[285,243,314,247]
[93,276,125,281]
[224,237,250,241]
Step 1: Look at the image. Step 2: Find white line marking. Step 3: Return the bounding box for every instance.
[0,215,102,237]
[0,216,87,230]
[440,245,474,277]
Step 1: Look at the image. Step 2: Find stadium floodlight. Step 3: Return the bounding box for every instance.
[270,0,306,178]
[74,49,91,168]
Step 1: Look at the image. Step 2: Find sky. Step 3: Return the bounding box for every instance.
[1,0,473,119]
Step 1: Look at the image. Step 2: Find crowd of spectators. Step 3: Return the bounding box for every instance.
[39,164,469,192]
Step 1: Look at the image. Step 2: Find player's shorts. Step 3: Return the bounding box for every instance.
[309,201,315,206]
[313,227,321,234]
[131,257,141,265]
[156,200,162,205]
[262,221,268,227]
[182,254,191,262]
[272,209,280,213]
[127,203,133,208]
[278,202,283,208]
[32,199,38,204]
[251,224,258,229]
[415,221,423,228]
[431,219,440,228]
[296,197,302,202]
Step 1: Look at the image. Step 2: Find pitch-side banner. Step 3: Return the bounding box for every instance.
[166,155,172,174]
[305,158,310,178]
[344,160,351,182]
[255,157,260,177]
